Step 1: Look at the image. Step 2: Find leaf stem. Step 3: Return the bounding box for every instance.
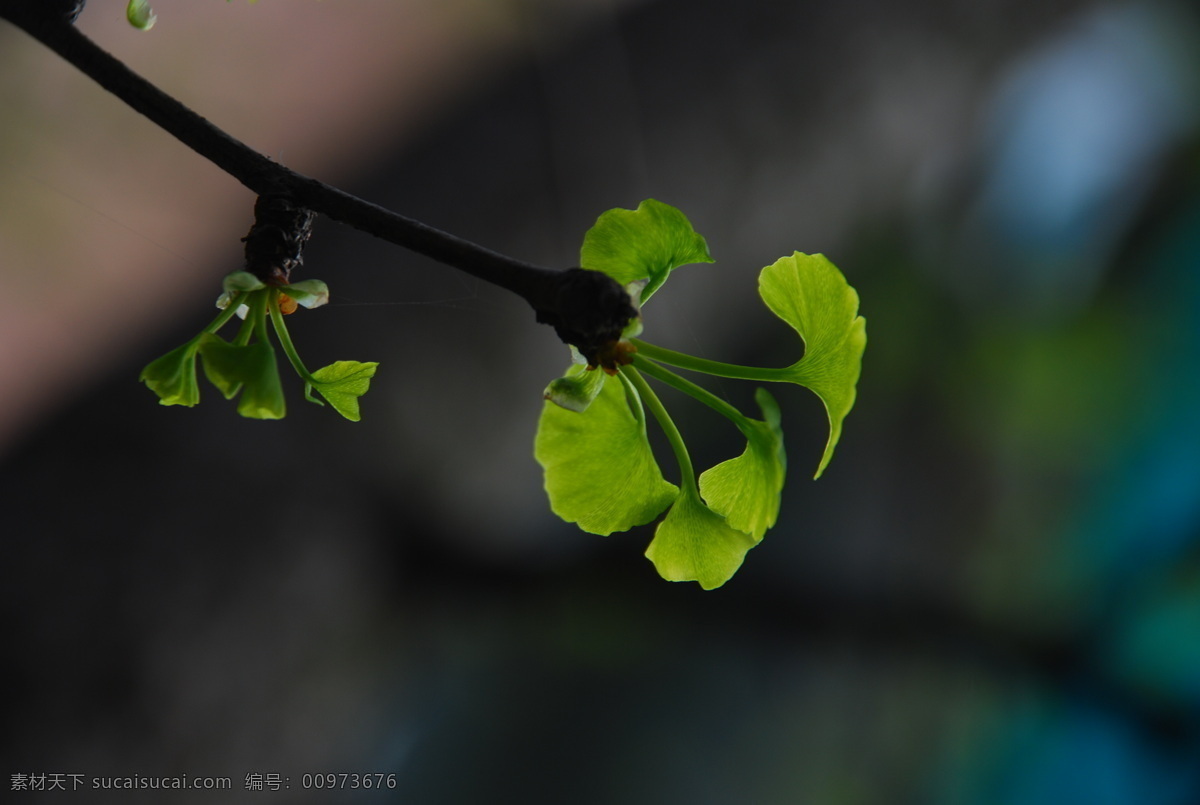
[203,294,243,335]
[631,354,751,429]
[251,288,272,341]
[632,339,790,383]
[620,366,698,497]
[615,369,647,432]
[231,293,260,346]
[267,289,319,385]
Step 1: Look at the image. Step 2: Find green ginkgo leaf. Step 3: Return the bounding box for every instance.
[196,333,245,399]
[140,338,201,407]
[197,334,286,419]
[535,368,678,535]
[698,387,786,539]
[309,361,378,422]
[543,362,607,413]
[281,279,331,310]
[644,490,758,590]
[580,199,713,303]
[759,252,866,478]
[222,271,266,294]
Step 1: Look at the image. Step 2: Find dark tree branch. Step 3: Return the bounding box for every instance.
[0,2,634,361]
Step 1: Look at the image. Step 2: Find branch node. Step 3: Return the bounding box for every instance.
[242,193,316,285]
[535,268,638,367]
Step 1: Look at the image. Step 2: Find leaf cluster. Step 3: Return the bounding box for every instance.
[140,273,377,421]
[535,200,866,589]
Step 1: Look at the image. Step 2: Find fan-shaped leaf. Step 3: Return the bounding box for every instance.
[535,368,678,535]
[580,199,713,303]
[698,387,786,539]
[759,252,866,478]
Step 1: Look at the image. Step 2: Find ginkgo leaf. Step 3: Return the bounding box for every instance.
[580,199,713,303]
[196,334,246,400]
[543,362,607,413]
[197,334,286,419]
[140,338,201,407]
[309,361,378,422]
[213,273,264,318]
[759,252,866,478]
[644,490,758,590]
[222,271,265,294]
[281,279,330,310]
[535,369,678,535]
[698,387,786,539]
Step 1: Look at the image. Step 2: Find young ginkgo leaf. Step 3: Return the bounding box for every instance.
[125,0,156,29]
[697,387,786,540]
[544,362,607,413]
[235,355,286,419]
[309,361,378,422]
[196,334,245,399]
[535,369,678,536]
[281,279,330,310]
[222,271,266,294]
[580,199,713,304]
[758,252,866,478]
[140,338,201,406]
[197,335,286,419]
[644,489,758,590]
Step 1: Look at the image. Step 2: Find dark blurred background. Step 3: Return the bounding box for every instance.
[5,0,1200,802]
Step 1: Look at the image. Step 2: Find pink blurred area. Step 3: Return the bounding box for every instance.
[0,0,609,455]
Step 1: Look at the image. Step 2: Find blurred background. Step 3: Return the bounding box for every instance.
[4,0,1200,802]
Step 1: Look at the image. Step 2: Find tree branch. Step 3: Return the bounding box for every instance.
[0,2,635,360]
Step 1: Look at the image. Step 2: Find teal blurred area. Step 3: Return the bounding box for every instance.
[4,0,1200,802]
